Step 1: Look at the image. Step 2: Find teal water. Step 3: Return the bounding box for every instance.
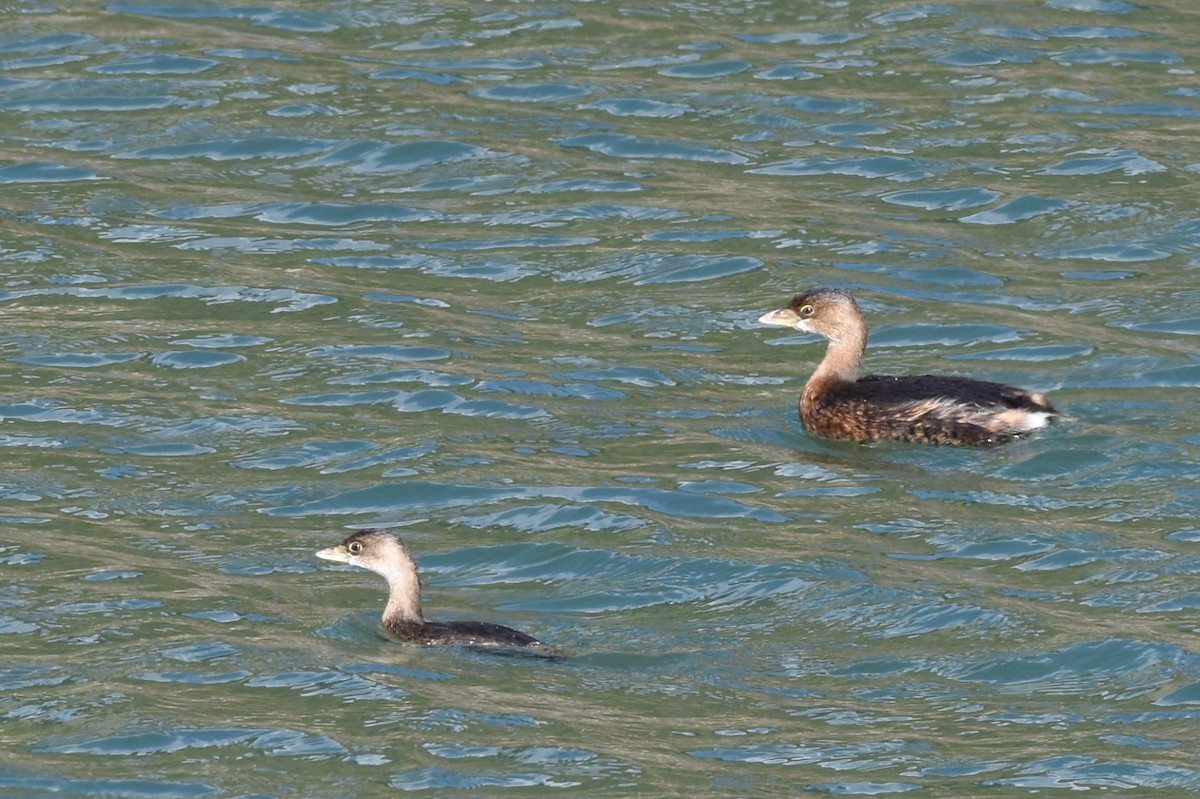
[2,1,1200,796]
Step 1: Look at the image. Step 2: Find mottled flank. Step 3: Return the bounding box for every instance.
[805,374,1057,445]
[316,529,540,647]
[759,288,1059,446]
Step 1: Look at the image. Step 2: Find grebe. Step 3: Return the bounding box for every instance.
[316,529,540,647]
[758,288,1059,445]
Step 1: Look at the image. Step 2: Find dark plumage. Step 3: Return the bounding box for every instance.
[758,288,1059,445]
[316,529,539,648]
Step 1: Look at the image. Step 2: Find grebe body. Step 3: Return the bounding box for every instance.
[316,530,539,647]
[759,289,1058,445]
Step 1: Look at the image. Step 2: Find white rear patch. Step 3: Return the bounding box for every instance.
[997,409,1053,431]
[898,399,1053,433]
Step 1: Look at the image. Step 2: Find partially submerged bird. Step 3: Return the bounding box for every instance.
[758,288,1058,445]
[316,529,540,647]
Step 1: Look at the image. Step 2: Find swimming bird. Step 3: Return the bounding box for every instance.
[758,288,1058,445]
[316,529,540,647]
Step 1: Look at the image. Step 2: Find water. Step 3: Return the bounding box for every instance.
[2,1,1199,795]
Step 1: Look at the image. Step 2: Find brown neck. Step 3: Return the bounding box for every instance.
[809,324,866,387]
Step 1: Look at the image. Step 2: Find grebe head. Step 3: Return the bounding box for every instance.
[316,529,415,577]
[758,288,866,343]
[316,529,424,623]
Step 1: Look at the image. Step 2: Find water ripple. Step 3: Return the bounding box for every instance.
[750,155,933,180]
[0,776,219,798]
[266,480,787,523]
[36,726,346,757]
[0,161,102,183]
[0,284,336,312]
[560,133,749,165]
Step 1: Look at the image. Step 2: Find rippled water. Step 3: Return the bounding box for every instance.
[3,1,1199,796]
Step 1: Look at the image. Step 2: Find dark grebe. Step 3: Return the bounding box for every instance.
[758,288,1059,445]
[316,529,540,647]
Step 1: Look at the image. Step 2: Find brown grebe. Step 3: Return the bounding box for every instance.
[316,529,540,647]
[758,288,1059,445]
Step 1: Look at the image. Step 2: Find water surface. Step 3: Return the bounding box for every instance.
[3,1,1200,796]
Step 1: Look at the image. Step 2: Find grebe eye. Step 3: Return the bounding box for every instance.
[799,304,814,317]
[348,541,363,554]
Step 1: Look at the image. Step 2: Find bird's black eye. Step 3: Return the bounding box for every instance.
[348,541,363,554]
[799,304,814,317]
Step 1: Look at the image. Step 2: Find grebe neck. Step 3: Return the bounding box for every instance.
[381,555,425,625]
[811,324,866,386]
